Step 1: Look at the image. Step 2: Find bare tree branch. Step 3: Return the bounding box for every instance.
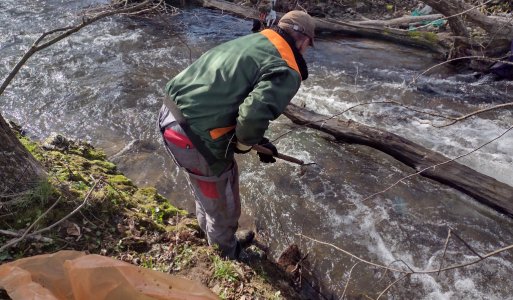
[298,233,513,275]
[375,274,410,300]
[413,55,513,83]
[450,227,483,259]
[434,103,513,128]
[341,262,360,299]
[0,179,99,252]
[438,228,452,276]
[0,230,53,243]
[0,0,165,97]
[360,125,513,203]
[30,178,100,236]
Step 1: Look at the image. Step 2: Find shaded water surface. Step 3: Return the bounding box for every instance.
[2,2,513,299]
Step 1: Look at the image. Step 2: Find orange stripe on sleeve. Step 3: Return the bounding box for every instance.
[209,125,236,140]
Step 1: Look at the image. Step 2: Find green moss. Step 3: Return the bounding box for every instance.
[134,188,186,225]
[408,30,438,44]
[81,147,107,160]
[71,181,89,191]
[18,136,44,160]
[408,30,422,40]
[107,175,135,193]
[109,175,133,185]
[133,187,167,204]
[422,31,438,44]
[68,171,87,182]
[7,130,292,300]
[91,160,117,172]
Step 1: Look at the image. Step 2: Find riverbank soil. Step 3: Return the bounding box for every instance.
[0,126,304,300]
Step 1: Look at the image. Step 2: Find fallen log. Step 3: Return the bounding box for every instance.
[284,103,513,217]
[198,0,513,69]
[353,14,444,26]
[198,0,448,56]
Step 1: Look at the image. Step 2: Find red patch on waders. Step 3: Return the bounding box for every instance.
[163,128,194,149]
[191,168,220,199]
[164,128,220,199]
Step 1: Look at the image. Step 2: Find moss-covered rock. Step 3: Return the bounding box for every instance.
[134,187,187,228]
[2,132,303,300]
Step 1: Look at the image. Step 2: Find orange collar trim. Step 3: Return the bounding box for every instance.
[260,29,302,80]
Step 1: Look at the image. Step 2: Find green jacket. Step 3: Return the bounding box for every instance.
[165,28,308,174]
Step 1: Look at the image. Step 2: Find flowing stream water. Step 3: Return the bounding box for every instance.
[2,1,513,299]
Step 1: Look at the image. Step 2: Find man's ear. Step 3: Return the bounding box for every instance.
[298,37,310,54]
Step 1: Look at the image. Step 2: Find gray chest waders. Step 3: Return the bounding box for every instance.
[163,95,219,167]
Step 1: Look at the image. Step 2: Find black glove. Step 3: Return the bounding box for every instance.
[257,137,278,163]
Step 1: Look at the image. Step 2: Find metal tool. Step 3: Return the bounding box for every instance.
[252,144,310,166]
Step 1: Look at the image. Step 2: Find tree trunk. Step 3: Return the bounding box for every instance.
[0,114,45,196]
[423,0,513,59]
[423,0,469,38]
[284,104,513,217]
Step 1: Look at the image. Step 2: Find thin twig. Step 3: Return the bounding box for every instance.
[0,197,61,252]
[438,228,451,276]
[341,262,360,299]
[0,0,163,97]
[176,32,194,65]
[16,196,61,241]
[0,178,99,253]
[449,227,483,259]
[279,94,509,145]
[412,54,513,83]
[361,125,513,203]
[0,230,53,243]
[299,233,513,275]
[375,274,410,300]
[31,178,100,236]
[435,103,513,128]
[298,233,406,273]
[275,100,456,143]
[379,259,416,283]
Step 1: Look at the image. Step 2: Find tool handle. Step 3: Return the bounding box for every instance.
[252,144,304,165]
